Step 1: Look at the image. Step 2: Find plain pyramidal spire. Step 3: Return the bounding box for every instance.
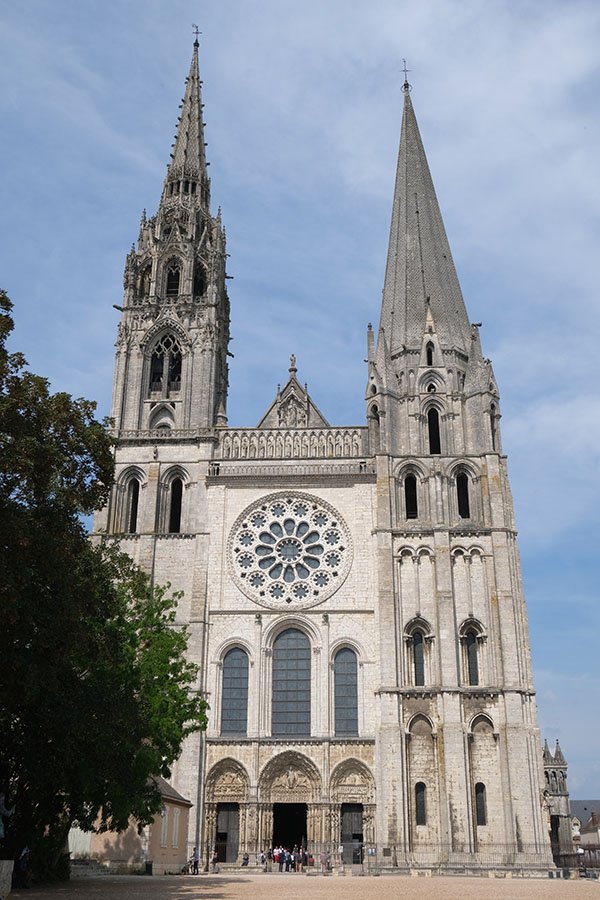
[161,35,210,206]
[378,80,471,357]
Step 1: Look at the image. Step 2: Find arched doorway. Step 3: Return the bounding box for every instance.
[258,751,322,850]
[205,759,249,863]
[330,760,376,864]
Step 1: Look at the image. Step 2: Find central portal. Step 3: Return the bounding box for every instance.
[272,803,307,848]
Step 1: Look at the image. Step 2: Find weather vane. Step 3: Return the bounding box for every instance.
[402,58,412,92]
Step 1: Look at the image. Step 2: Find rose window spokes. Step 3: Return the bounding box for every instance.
[228,493,352,608]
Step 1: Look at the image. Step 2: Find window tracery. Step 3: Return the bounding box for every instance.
[149,333,182,397]
[228,493,352,609]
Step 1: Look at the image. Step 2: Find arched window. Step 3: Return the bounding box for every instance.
[405,474,418,519]
[415,782,427,826]
[427,408,441,454]
[168,478,183,533]
[334,648,358,736]
[412,632,425,686]
[475,782,487,826]
[125,478,140,533]
[426,342,434,366]
[465,630,479,685]
[166,261,181,296]
[456,472,470,518]
[148,333,182,397]
[272,629,310,736]
[220,647,249,736]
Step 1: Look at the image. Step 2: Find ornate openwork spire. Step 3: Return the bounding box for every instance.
[160,35,210,209]
[378,85,471,357]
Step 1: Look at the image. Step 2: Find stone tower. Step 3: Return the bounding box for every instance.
[95,46,555,871]
[543,740,572,861]
[113,35,230,437]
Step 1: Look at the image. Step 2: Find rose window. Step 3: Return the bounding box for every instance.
[228,492,352,608]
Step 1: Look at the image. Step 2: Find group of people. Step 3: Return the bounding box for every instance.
[271,845,312,872]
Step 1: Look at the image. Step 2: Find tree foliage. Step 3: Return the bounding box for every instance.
[0,291,207,876]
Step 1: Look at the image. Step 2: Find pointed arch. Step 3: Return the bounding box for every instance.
[271,628,311,736]
[147,331,183,398]
[427,407,441,454]
[333,646,358,736]
[205,758,250,803]
[404,617,433,687]
[149,404,175,431]
[459,618,486,686]
[117,466,146,534]
[164,256,182,296]
[330,759,375,804]
[220,646,249,736]
[159,466,190,534]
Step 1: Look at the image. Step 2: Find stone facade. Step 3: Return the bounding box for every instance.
[93,43,556,870]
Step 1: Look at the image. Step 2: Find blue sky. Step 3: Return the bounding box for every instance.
[1,1,599,797]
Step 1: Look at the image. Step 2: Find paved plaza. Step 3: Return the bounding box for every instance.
[9,873,600,900]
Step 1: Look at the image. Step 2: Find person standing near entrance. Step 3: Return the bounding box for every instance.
[192,846,199,875]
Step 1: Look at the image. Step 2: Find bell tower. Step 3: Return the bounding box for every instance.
[112,35,230,434]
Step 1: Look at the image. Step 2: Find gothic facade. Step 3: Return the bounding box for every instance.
[93,40,557,870]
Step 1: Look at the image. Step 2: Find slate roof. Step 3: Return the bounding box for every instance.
[571,800,600,823]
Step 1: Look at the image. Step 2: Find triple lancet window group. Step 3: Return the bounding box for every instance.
[220,629,359,738]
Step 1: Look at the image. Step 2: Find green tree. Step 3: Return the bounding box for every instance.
[0,291,207,878]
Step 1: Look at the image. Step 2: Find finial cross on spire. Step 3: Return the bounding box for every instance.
[192,24,201,44]
[402,58,412,92]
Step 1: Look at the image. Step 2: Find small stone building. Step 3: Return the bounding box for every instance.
[69,778,192,874]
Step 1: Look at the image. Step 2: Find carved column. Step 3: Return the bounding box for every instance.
[246,803,258,854]
[363,804,376,844]
[259,803,273,850]
[330,804,341,847]
[204,802,217,858]
[239,804,248,858]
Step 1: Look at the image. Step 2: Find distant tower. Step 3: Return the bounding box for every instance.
[113,35,230,434]
[543,740,572,861]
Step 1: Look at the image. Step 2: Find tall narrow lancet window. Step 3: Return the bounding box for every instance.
[466,630,479,686]
[125,479,140,533]
[272,629,311,736]
[456,472,470,518]
[490,404,497,451]
[426,342,434,366]
[475,782,487,826]
[405,474,418,519]
[169,478,183,533]
[427,408,441,454]
[148,333,183,397]
[166,261,181,296]
[413,632,425,686]
[415,782,427,826]
[334,648,358,736]
[220,647,249,736]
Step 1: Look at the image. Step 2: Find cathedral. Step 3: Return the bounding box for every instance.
[93,38,565,870]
